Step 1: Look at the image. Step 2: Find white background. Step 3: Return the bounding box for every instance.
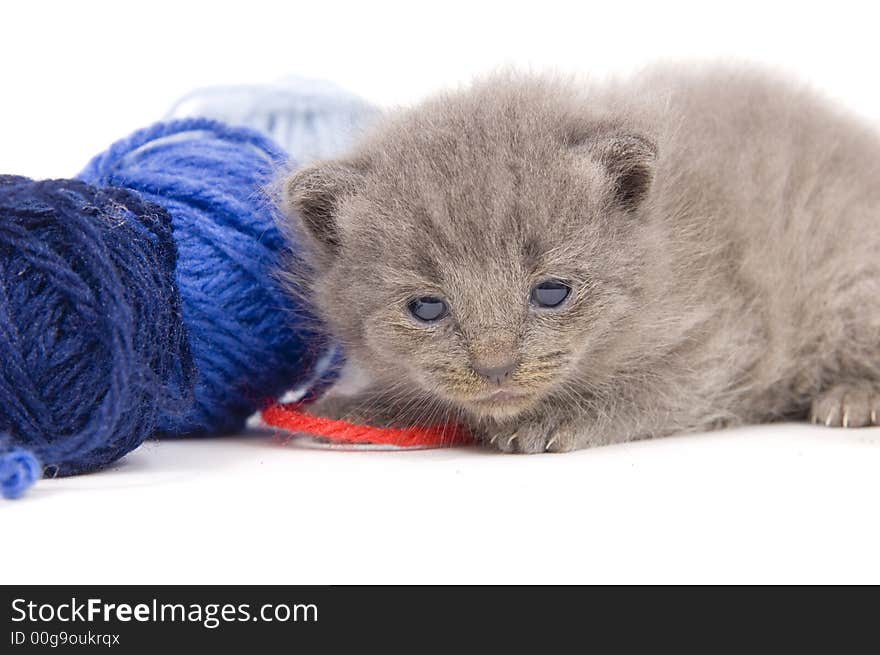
[3,0,879,583]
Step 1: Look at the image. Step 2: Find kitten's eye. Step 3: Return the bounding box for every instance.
[530,280,571,308]
[408,296,449,322]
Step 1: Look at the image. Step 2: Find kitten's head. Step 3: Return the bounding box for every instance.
[282,75,659,421]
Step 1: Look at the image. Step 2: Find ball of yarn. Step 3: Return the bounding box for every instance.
[165,77,380,162]
[80,119,333,436]
[0,176,193,478]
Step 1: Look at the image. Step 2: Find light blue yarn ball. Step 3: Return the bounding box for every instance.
[165,77,380,163]
[79,118,333,436]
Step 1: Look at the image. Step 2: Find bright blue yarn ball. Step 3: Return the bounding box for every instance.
[80,119,332,435]
[0,176,192,478]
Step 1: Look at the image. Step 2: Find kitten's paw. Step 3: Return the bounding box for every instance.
[484,420,582,454]
[810,383,880,428]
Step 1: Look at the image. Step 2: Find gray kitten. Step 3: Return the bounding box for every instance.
[280,65,880,453]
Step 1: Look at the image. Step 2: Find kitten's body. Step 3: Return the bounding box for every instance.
[283,65,880,452]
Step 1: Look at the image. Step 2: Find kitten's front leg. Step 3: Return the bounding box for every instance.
[308,385,455,430]
[308,392,408,427]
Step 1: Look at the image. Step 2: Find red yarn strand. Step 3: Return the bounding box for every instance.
[262,403,472,448]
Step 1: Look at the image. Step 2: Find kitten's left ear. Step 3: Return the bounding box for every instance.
[575,128,658,212]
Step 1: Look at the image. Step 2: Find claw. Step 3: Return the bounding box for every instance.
[489,434,498,444]
[506,435,517,448]
[843,410,849,428]
[545,437,557,451]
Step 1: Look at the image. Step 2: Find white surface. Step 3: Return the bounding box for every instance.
[6,424,880,584]
[4,0,880,583]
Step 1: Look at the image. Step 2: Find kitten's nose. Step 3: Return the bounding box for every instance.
[474,361,516,385]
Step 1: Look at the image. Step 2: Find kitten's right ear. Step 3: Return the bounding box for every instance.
[284,160,366,252]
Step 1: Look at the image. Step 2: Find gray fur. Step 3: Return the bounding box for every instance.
[280,64,880,453]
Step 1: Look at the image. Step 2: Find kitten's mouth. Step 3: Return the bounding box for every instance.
[465,388,534,418]
[473,389,528,403]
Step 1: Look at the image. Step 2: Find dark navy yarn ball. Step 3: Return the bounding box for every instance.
[80,119,332,435]
[0,176,193,478]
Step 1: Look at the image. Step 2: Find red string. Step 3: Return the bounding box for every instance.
[262,403,473,448]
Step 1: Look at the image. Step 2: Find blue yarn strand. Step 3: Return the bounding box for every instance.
[0,445,42,499]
